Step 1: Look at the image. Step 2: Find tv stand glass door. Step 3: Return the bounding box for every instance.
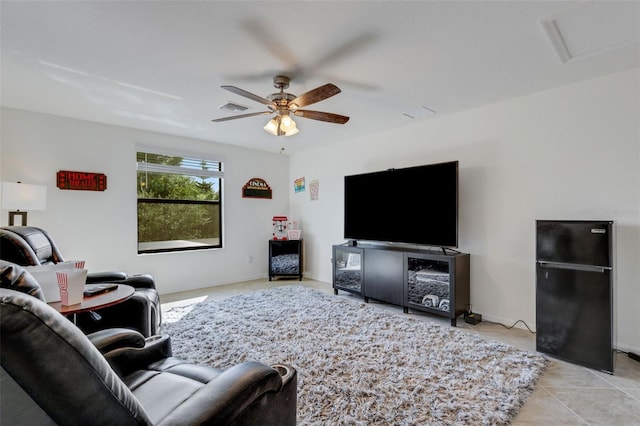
[332,245,364,296]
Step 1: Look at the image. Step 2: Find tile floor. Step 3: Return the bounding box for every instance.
[161,278,640,425]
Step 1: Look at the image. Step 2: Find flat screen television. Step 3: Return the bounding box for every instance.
[344,160,458,247]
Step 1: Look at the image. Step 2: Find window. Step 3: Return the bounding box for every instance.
[136,151,223,253]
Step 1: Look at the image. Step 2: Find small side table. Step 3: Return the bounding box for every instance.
[48,284,134,316]
[269,239,303,281]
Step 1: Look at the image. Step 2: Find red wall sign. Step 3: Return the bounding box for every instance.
[56,170,107,191]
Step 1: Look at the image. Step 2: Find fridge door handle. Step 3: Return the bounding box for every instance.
[537,260,612,273]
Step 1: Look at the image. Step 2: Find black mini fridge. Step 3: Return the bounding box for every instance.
[536,220,614,373]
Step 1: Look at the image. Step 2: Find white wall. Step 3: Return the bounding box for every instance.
[0,108,290,294]
[2,69,638,353]
[289,69,640,353]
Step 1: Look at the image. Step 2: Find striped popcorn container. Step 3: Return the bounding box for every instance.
[56,269,88,306]
[56,271,69,304]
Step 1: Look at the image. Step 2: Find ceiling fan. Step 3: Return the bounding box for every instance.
[212,76,349,136]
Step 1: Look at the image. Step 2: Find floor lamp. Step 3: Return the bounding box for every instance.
[1,182,47,226]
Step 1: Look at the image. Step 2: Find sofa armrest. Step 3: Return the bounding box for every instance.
[103,334,173,378]
[86,271,127,283]
[86,271,156,290]
[88,328,146,353]
[156,361,293,426]
[119,273,156,290]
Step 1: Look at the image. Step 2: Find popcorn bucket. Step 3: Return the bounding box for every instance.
[56,269,88,306]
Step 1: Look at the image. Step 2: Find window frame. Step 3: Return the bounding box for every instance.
[136,149,224,254]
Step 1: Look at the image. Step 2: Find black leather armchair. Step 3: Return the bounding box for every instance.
[0,226,161,337]
[0,263,297,426]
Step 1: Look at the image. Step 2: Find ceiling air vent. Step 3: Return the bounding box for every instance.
[402,106,436,120]
[218,102,249,113]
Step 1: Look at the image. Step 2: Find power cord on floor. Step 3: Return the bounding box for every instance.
[462,305,535,333]
[615,349,640,363]
[481,319,536,334]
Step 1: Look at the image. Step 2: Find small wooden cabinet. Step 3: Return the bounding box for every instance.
[269,239,303,281]
[332,243,470,326]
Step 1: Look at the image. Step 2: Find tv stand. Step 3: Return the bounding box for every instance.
[332,244,470,326]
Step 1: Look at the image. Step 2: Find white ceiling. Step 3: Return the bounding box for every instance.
[2,1,639,154]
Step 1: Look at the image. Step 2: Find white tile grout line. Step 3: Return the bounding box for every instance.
[619,388,640,402]
[539,386,589,425]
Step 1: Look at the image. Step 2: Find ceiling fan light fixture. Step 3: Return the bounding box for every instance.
[263,117,280,135]
[263,115,299,137]
[280,115,299,136]
[215,76,347,135]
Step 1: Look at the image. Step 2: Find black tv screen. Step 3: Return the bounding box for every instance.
[344,161,458,247]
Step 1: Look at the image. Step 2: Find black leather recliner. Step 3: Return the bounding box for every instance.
[0,262,297,426]
[0,226,161,337]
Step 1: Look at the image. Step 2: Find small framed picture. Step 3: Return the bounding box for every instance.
[346,253,361,268]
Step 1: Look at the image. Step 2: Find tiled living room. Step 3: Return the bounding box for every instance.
[159,278,640,425]
[1,1,639,425]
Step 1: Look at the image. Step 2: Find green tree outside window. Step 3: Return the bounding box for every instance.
[136,152,223,253]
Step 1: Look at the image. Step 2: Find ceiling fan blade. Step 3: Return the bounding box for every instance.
[240,20,299,73]
[306,32,378,74]
[239,20,377,90]
[211,111,272,122]
[289,84,341,108]
[221,86,275,107]
[293,110,350,124]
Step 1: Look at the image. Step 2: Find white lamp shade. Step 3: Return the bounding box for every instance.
[1,182,47,210]
[263,117,280,135]
[280,116,299,136]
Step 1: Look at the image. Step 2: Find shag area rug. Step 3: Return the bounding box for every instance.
[161,285,548,425]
